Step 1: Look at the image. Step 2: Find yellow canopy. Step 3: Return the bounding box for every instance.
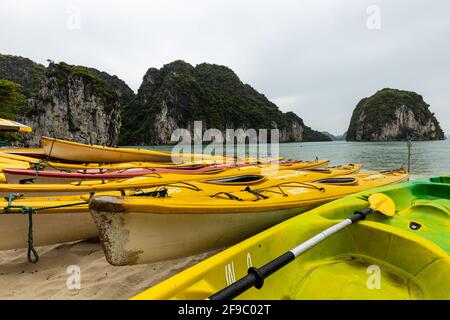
[0,118,32,133]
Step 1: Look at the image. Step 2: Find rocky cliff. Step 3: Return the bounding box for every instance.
[347,88,445,141]
[0,54,125,146]
[1,54,330,146]
[18,62,123,146]
[119,60,330,145]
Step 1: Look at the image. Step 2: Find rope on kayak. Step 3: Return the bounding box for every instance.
[165,181,202,191]
[30,160,71,174]
[2,193,23,210]
[255,181,326,197]
[136,181,202,192]
[1,197,89,264]
[47,137,56,159]
[132,187,168,198]
[32,137,69,173]
[30,162,45,176]
[42,161,72,173]
[243,186,269,200]
[131,181,202,197]
[115,172,163,184]
[210,192,243,201]
[21,206,39,263]
[1,198,89,214]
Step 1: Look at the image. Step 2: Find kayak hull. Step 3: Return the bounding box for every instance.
[132,177,450,300]
[89,170,407,265]
[89,205,312,265]
[136,222,450,300]
[0,161,331,197]
[0,147,46,159]
[2,167,226,184]
[0,211,97,251]
[4,173,82,185]
[0,164,360,253]
[42,136,174,163]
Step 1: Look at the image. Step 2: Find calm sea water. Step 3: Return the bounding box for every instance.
[139,140,450,180]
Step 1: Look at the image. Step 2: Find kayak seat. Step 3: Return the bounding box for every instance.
[409,199,450,218]
[392,199,450,253]
[285,223,450,300]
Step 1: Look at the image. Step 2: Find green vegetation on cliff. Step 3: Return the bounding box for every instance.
[0,79,27,142]
[347,88,445,141]
[119,60,330,145]
[87,67,135,107]
[0,80,26,118]
[47,62,118,105]
[0,54,45,97]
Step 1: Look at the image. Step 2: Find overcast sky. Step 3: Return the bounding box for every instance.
[1,0,449,134]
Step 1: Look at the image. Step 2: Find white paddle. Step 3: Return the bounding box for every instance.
[209,193,395,300]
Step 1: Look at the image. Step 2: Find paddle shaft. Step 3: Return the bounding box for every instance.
[209,207,373,300]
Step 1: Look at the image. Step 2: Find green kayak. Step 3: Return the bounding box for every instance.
[133,175,450,300]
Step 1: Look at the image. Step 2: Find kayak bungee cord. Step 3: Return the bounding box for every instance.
[113,172,163,184]
[132,187,169,198]
[242,187,269,200]
[134,181,203,194]
[254,181,326,197]
[209,181,328,201]
[210,192,243,201]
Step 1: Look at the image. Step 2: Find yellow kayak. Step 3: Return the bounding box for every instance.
[0,153,254,172]
[42,136,175,163]
[0,154,34,166]
[0,147,46,159]
[0,190,122,251]
[0,151,172,172]
[89,170,408,265]
[0,164,355,251]
[133,176,449,300]
[0,118,32,133]
[0,160,329,197]
[0,152,42,163]
[41,136,283,165]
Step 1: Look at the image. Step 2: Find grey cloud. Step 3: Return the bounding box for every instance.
[0,0,448,134]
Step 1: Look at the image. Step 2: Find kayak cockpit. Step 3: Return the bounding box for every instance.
[203,175,267,185]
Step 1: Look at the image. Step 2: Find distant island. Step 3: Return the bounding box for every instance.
[0,54,330,146]
[346,88,445,141]
[321,131,346,141]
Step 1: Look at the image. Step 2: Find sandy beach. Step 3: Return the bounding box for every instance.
[0,239,220,300]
